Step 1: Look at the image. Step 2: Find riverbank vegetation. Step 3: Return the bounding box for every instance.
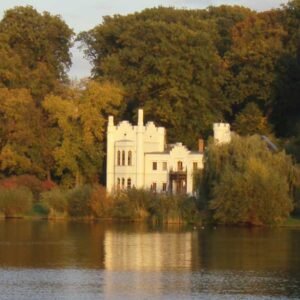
[0,180,202,224]
[0,3,300,225]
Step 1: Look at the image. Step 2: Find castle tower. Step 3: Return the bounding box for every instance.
[106,115,115,193]
[213,123,231,144]
[136,109,144,188]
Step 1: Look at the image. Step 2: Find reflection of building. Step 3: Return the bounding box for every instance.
[103,229,197,298]
[104,230,193,271]
[106,109,204,194]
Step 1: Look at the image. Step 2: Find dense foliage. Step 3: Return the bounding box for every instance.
[0,1,299,210]
[78,7,249,147]
[199,136,300,225]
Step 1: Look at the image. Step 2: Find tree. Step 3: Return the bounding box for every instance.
[199,5,255,56]
[0,6,74,100]
[271,0,300,137]
[0,88,45,176]
[232,102,271,135]
[43,80,123,187]
[201,135,299,225]
[225,11,287,115]
[79,7,229,148]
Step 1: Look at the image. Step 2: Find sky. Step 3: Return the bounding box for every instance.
[0,0,289,79]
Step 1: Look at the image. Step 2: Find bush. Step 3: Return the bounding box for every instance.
[40,188,68,214]
[41,179,57,191]
[67,185,94,217]
[0,187,33,217]
[89,185,110,217]
[110,190,144,219]
[0,175,56,199]
[110,188,201,223]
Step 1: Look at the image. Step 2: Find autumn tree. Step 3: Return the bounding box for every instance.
[232,102,271,135]
[225,11,287,115]
[43,80,123,187]
[0,6,74,100]
[0,88,45,176]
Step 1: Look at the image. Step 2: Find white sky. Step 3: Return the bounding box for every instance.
[0,0,289,79]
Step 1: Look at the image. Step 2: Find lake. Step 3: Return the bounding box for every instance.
[0,220,300,299]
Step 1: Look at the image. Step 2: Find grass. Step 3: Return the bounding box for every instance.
[282,215,300,227]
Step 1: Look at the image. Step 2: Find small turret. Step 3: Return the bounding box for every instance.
[213,123,231,144]
[138,109,143,127]
[108,115,114,128]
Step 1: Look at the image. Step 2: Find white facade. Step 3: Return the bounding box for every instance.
[213,123,231,144]
[106,109,204,194]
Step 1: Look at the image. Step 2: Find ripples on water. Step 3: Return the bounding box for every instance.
[0,220,300,299]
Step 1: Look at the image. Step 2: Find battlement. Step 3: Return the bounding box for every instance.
[115,120,135,133]
[213,123,230,129]
[169,142,190,156]
[145,121,165,134]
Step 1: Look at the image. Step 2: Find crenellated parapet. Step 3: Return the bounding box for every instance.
[213,123,230,130]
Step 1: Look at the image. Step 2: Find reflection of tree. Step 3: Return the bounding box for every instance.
[197,227,293,272]
[0,220,106,269]
[288,229,300,276]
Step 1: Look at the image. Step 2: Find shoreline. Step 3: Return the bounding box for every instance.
[1,215,300,228]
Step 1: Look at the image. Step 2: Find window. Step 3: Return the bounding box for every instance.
[117,151,121,166]
[162,162,167,171]
[128,151,132,166]
[162,183,167,192]
[127,178,131,189]
[122,151,125,166]
[193,162,198,171]
[177,161,183,171]
[151,182,157,192]
[117,178,120,190]
[122,178,125,189]
[152,162,157,170]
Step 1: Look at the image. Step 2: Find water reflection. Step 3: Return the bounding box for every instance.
[104,230,193,271]
[0,220,300,298]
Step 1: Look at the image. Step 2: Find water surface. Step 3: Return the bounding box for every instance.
[0,220,300,299]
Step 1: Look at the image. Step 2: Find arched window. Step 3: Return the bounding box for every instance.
[122,151,125,166]
[127,178,131,189]
[177,161,183,171]
[122,178,125,189]
[117,178,120,190]
[128,151,132,166]
[117,151,121,166]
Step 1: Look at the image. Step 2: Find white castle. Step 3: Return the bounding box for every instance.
[106,109,230,194]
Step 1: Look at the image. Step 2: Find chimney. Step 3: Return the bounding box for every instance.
[198,139,204,153]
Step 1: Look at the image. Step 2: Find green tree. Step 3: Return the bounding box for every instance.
[232,102,271,135]
[0,6,74,100]
[271,0,300,137]
[199,5,255,56]
[201,135,299,225]
[79,7,229,148]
